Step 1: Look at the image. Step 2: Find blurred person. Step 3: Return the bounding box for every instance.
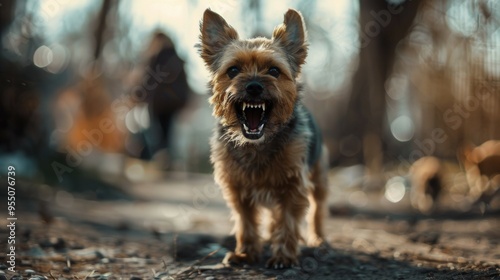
[138,32,191,167]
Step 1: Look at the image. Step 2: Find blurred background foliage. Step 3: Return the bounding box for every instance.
[0,0,499,213]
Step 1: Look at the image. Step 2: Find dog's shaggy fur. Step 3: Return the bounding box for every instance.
[199,8,329,269]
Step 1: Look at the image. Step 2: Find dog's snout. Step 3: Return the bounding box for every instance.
[245,82,264,96]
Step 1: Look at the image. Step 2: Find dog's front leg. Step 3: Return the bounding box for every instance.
[267,187,309,269]
[223,196,261,265]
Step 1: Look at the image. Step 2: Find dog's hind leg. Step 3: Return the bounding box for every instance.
[307,145,329,247]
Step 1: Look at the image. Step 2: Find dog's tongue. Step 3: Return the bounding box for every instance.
[246,109,261,130]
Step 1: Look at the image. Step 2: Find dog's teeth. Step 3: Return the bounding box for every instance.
[262,103,265,111]
[242,103,246,111]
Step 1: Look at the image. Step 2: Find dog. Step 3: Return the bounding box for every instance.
[409,156,443,214]
[198,8,329,269]
[458,140,500,204]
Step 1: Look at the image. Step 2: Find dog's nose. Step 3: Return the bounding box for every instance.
[245,82,264,96]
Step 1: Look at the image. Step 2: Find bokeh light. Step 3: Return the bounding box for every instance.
[33,45,53,68]
[384,176,407,203]
[125,163,145,182]
[390,115,414,142]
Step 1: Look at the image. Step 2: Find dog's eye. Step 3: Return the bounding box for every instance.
[268,67,280,78]
[227,66,240,79]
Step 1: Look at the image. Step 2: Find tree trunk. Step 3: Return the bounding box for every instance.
[343,0,422,175]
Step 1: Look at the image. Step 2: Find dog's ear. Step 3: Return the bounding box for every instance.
[272,9,308,74]
[199,9,238,71]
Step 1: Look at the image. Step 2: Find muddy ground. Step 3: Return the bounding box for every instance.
[1,171,499,279]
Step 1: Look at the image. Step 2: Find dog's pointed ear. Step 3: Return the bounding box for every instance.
[272,9,308,74]
[199,9,238,71]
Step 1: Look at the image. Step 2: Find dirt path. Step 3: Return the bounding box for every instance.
[1,174,499,279]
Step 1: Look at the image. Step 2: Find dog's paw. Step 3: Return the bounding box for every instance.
[266,255,298,269]
[222,250,259,266]
[306,235,325,247]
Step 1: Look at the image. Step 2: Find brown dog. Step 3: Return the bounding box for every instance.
[409,156,443,214]
[459,140,500,204]
[198,8,328,269]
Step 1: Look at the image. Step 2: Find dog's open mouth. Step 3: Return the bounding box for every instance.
[236,101,271,139]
